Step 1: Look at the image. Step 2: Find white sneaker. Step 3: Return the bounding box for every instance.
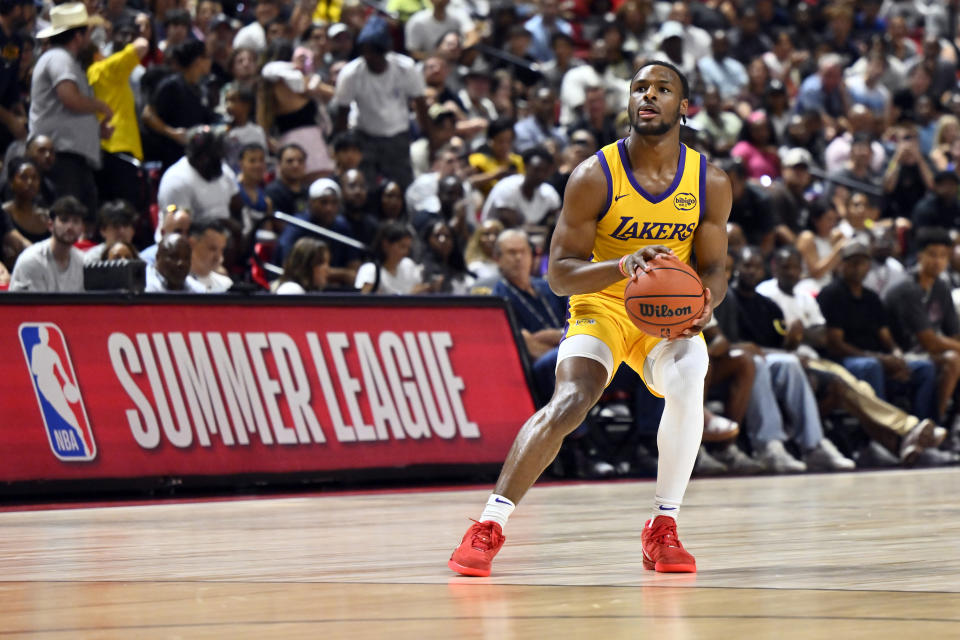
[757,440,807,473]
[805,437,856,471]
[899,419,947,465]
[703,413,739,442]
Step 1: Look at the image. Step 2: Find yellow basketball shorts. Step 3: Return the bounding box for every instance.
[561,293,704,397]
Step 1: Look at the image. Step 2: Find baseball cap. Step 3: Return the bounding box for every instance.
[327,22,349,38]
[657,20,684,43]
[309,178,341,200]
[783,147,813,168]
[841,240,871,260]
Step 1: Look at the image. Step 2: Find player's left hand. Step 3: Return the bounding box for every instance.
[674,288,712,340]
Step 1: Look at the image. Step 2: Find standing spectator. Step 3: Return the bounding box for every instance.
[142,40,214,170]
[404,0,473,61]
[481,146,560,229]
[696,31,748,101]
[523,0,572,63]
[355,220,427,294]
[265,144,310,217]
[9,196,86,292]
[514,84,567,154]
[30,3,112,223]
[333,15,429,189]
[87,22,149,211]
[83,200,138,265]
[145,232,205,292]
[187,219,233,292]
[273,237,330,294]
[818,241,937,422]
[883,227,960,425]
[0,0,28,152]
[156,126,238,228]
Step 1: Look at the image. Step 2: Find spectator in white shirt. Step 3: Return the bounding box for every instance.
[333,16,430,189]
[145,232,206,292]
[273,237,330,294]
[9,195,86,292]
[356,220,429,294]
[187,219,233,292]
[482,147,561,228]
[404,0,473,61]
[696,31,749,101]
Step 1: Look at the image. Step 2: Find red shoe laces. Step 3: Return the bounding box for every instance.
[648,520,682,548]
[468,519,501,551]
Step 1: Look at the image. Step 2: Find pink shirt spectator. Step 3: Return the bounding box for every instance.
[731,141,781,180]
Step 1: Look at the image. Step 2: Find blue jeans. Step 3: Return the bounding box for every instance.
[745,353,824,451]
[842,356,936,420]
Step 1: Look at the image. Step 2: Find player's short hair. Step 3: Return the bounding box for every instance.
[915,226,953,253]
[634,60,689,100]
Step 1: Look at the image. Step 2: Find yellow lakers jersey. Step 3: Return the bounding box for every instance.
[591,139,705,301]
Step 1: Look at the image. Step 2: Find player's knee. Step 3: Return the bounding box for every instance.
[656,342,708,392]
[545,384,599,432]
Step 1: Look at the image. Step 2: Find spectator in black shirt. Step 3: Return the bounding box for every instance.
[340,168,379,249]
[883,227,960,425]
[142,40,215,169]
[911,170,960,232]
[817,240,937,420]
[718,158,775,253]
[0,0,27,152]
[883,121,934,220]
[265,144,309,216]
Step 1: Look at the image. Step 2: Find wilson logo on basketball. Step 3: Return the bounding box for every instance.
[635,303,692,318]
[674,193,697,210]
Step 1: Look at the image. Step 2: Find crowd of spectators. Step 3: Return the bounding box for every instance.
[3,0,960,474]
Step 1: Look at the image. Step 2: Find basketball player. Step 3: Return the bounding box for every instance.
[448,61,731,575]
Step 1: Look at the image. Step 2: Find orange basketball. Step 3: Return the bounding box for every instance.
[624,254,706,339]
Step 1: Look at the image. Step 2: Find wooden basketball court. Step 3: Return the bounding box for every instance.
[2,468,959,639]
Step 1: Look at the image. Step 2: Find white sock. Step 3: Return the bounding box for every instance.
[653,495,681,522]
[479,494,515,528]
[649,339,708,525]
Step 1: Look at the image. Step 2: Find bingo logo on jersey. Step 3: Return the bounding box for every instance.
[18,322,97,461]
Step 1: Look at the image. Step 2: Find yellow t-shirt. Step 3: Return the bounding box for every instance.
[312,0,343,23]
[87,43,142,160]
[468,151,524,196]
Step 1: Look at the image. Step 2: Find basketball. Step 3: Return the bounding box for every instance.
[63,383,79,404]
[624,254,705,339]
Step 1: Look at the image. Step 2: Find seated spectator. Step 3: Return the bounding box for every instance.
[464,219,503,282]
[231,144,272,250]
[794,53,850,126]
[912,170,960,232]
[7,135,57,207]
[356,220,427,294]
[514,84,567,154]
[273,237,330,294]
[274,178,361,288]
[420,220,474,294]
[340,168,380,247]
[156,126,238,229]
[884,228,960,427]
[83,200,137,265]
[481,146,560,229]
[223,86,267,170]
[140,205,191,266]
[377,180,406,222]
[265,143,310,217]
[412,174,472,247]
[862,225,904,298]
[721,158,775,252]
[824,132,883,207]
[731,110,780,181]
[689,85,742,157]
[818,240,937,422]
[231,0,278,52]
[187,219,233,292]
[99,240,140,261]
[727,246,856,471]
[3,158,49,249]
[758,246,948,465]
[765,147,818,240]
[468,117,523,197]
[332,130,363,181]
[835,190,875,243]
[524,0,571,63]
[145,232,205,292]
[795,199,845,297]
[697,30,748,101]
[405,143,477,218]
[9,196,86,292]
[567,85,618,154]
[410,104,458,178]
[883,121,934,220]
[491,228,566,399]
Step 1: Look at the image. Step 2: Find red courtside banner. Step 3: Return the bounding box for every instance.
[1,295,537,485]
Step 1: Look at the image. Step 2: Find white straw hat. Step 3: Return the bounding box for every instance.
[37,3,91,39]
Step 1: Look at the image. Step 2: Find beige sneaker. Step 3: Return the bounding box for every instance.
[757,440,807,473]
[805,437,856,471]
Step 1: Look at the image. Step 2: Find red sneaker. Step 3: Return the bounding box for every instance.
[448,519,505,577]
[641,515,696,573]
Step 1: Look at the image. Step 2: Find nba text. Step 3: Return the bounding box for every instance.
[108,331,479,449]
[609,218,697,242]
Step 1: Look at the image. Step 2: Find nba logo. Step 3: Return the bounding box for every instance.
[18,322,97,461]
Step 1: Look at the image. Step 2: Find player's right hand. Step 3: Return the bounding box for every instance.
[622,245,675,279]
